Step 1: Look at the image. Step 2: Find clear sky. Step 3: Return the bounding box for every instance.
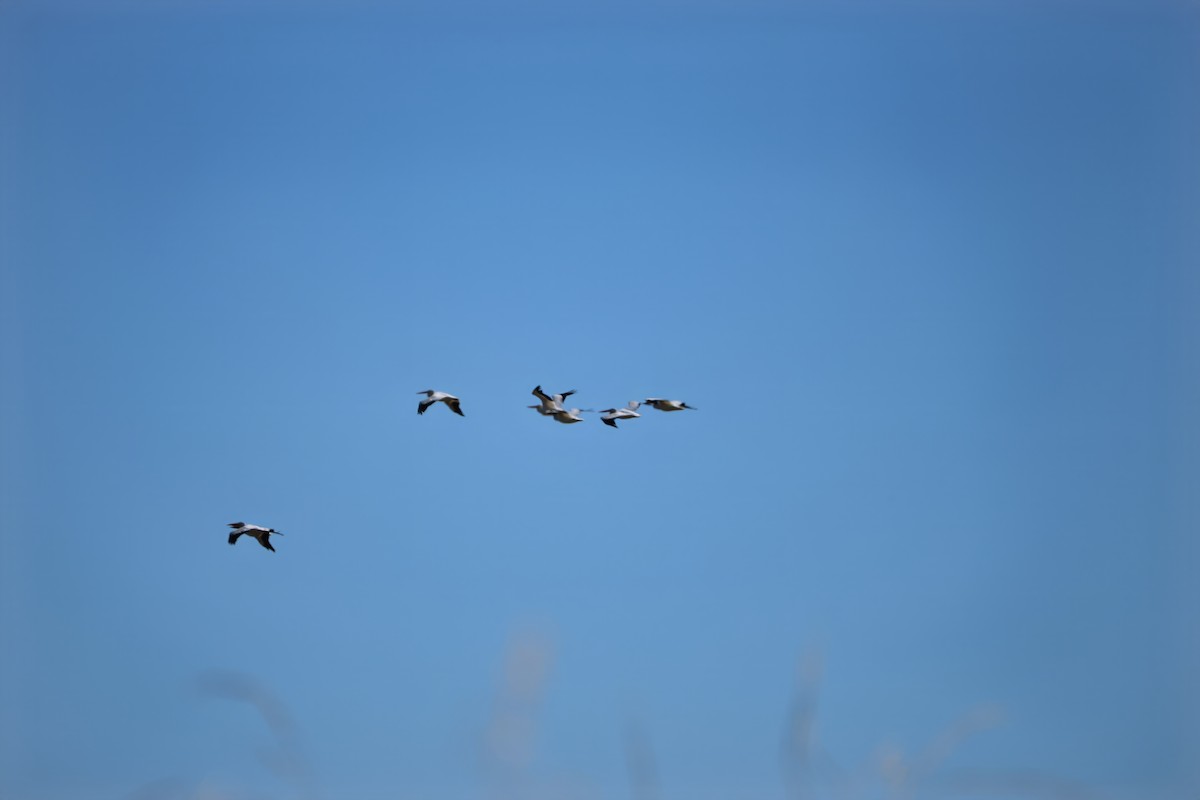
[1,1,1197,799]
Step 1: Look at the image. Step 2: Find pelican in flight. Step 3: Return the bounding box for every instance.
[644,398,697,412]
[550,407,587,424]
[530,385,576,416]
[417,390,464,416]
[227,522,283,552]
[600,401,642,429]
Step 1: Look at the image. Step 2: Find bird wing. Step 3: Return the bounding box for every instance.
[258,534,276,552]
[446,398,464,416]
[602,417,618,428]
[532,385,552,404]
[227,521,245,528]
[228,531,243,545]
[418,398,434,415]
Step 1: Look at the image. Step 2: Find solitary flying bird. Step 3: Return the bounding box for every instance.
[600,401,642,428]
[417,390,464,416]
[644,398,697,412]
[227,522,283,552]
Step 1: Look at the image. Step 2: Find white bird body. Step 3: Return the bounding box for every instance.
[644,397,696,412]
[227,522,283,552]
[417,390,464,416]
[600,401,642,428]
[551,407,586,424]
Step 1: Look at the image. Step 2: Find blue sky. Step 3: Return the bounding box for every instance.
[1,1,1197,798]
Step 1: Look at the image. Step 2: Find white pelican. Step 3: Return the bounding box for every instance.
[530,385,576,416]
[550,407,587,424]
[599,401,641,429]
[644,398,697,412]
[227,522,283,553]
[417,390,464,416]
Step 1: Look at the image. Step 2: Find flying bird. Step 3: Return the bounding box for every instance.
[417,390,464,416]
[227,522,283,553]
[530,385,575,416]
[550,407,587,424]
[644,398,697,412]
[600,401,642,429]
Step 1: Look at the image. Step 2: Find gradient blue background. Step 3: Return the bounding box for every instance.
[1,1,1197,798]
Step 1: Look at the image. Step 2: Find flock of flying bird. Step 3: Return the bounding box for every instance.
[226,384,696,553]
[418,384,697,427]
